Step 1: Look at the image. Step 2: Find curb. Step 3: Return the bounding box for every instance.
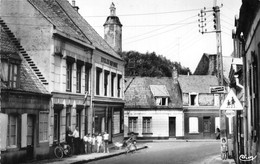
[72,146,148,164]
[137,139,220,143]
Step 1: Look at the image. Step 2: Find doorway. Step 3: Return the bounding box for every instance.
[203,116,211,138]
[169,117,176,137]
[27,115,35,160]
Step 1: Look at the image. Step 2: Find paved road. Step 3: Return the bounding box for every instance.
[87,141,220,164]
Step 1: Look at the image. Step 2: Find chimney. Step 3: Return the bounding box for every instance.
[172,66,178,84]
[72,0,79,12]
[208,54,217,75]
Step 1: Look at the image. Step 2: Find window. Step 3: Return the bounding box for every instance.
[85,64,91,93]
[156,97,168,106]
[96,67,102,95]
[104,70,110,96]
[66,106,71,128]
[66,61,73,92]
[39,112,49,142]
[190,93,198,106]
[117,74,122,97]
[111,73,116,97]
[215,117,220,132]
[9,63,18,88]
[53,112,59,142]
[76,109,82,137]
[7,115,18,147]
[1,59,19,89]
[113,111,120,134]
[143,117,152,133]
[189,117,199,133]
[129,117,137,133]
[76,65,81,93]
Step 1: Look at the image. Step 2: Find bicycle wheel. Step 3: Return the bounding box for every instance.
[65,145,72,156]
[54,146,64,159]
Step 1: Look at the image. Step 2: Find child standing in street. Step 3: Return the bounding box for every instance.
[87,133,92,154]
[83,134,88,154]
[92,134,96,153]
[103,131,109,153]
[96,133,103,153]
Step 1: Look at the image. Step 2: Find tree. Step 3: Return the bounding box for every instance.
[120,51,191,77]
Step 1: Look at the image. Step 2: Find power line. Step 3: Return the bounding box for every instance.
[221,17,234,27]
[124,22,196,45]
[0,8,201,19]
[220,12,234,22]
[109,21,197,28]
[124,15,197,41]
[160,25,199,54]
[85,8,202,17]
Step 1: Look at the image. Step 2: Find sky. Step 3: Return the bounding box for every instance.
[74,0,242,73]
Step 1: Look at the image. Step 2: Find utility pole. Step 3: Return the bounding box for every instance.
[199,0,227,159]
[212,2,227,160]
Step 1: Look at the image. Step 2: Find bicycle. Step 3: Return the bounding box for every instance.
[54,142,72,159]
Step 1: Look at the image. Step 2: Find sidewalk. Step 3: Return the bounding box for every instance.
[21,143,148,164]
[202,155,236,164]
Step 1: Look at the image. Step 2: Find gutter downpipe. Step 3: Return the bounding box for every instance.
[240,35,248,157]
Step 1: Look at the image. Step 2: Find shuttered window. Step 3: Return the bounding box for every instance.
[189,117,199,133]
[7,115,18,147]
[39,112,49,142]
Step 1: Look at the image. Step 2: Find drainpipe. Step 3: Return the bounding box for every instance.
[240,34,248,157]
[234,75,243,90]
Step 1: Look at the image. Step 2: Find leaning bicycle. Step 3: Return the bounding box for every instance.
[54,142,72,159]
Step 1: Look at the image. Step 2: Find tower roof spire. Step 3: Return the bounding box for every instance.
[110,2,116,16]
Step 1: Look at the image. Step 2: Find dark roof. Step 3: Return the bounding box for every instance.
[124,76,182,109]
[193,53,233,84]
[28,0,90,44]
[1,24,49,94]
[178,75,218,93]
[28,0,122,60]
[104,16,122,26]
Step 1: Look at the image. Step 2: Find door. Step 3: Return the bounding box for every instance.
[169,117,176,137]
[27,115,34,160]
[203,117,211,138]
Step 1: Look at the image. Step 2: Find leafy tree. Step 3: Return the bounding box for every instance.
[120,51,191,77]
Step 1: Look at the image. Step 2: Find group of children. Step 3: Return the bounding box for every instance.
[83,132,109,154]
[83,131,137,155]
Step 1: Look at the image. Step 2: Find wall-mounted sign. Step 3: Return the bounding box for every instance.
[210,86,226,93]
[220,90,243,110]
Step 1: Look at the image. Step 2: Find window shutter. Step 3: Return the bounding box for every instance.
[21,114,28,148]
[81,109,85,138]
[71,108,77,130]
[49,108,54,146]
[60,108,66,142]
[0,113,8,150]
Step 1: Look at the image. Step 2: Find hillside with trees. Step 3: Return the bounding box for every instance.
[120,51,191,77]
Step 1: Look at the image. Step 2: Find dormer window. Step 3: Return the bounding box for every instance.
[150,85,170,106]
[156,97,168,106]
[1,54,20,89]
[189,93,198,106]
